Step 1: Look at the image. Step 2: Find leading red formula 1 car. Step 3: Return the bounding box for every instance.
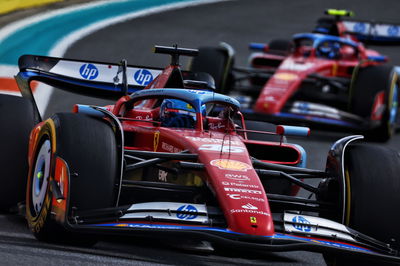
[1,46,400,265]
[190,32,400,142]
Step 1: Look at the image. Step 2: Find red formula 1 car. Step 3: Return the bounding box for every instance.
[1,46,400,265]
[190,32,399,142]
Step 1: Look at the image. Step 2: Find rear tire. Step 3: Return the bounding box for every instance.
[26,113,118,245]
[350,65,399,142]
[190,47,232,94]
[0,95,35,212]
[268,39,293,55]
[330,144,400,265]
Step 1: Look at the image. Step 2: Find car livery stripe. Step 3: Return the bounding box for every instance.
[275,112,358,128]
[88,222,375,253]
[0,0,229,110]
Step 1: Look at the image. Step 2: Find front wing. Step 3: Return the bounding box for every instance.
[64,210,400,264]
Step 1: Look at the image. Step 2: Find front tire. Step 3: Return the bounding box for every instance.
[330,144,400,265]
[26,113,118,244]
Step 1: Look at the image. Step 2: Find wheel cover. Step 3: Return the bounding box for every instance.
[31,140,51,216]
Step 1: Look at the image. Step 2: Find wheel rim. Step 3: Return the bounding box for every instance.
[31,140,51,216]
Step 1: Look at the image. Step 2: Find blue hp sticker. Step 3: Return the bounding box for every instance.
[176,204,198,220]
[79,63,99,80]
[292,216,311,232]
[388,26,399,36]
[188,90,206,94]
[353,22,366,33]
[134,69,153,86]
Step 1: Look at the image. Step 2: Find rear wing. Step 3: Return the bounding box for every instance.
[16,54,163,123]
[17,54,163,98]
[342,19,400,43]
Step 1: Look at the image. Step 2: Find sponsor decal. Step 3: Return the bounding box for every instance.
[211,159,251,172]
[274,72,298,81]
[185,136,241,145]
[242,203,258,210]
[230,209,270,216]
[79,63,98,80]
[199,144,245,153]
[176,204,198,220]
[222,181,259,188]
[354,22,366,33]
[134,69,153,86]
[161,142,181,153]
[158,170,168,182]
[208,122,225,130]
[135,115,152,120]
[292,216,311,232]
[225,173,250,181]
[280,59,313,71]
[264,96,276,102]
[250,217,257,223]
[153,131,160,151]
[388,25,399,37]
[224,187,262,194]
[227,194,265,202]
[188,90,206,94]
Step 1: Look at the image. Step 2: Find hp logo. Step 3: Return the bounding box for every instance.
[353,23,366,33]
[134,69,153,86]
[176,204,198,220]
[79,64,99,80]
[388,26,399,37]
[292,216,311,232]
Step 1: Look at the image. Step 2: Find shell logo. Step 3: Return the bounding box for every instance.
[275,72,298,81]
[210,159,251,172]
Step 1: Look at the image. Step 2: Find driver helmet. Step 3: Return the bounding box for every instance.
[160,99,197,128]
[317,41,340,59]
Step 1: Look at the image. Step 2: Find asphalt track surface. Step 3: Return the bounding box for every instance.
[2,0,400,265]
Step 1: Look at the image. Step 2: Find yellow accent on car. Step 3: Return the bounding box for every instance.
[325,9,354,17]
[0,0,62,15]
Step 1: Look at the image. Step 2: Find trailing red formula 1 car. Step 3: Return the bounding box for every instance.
[1,46,400,265]
[190,33,400,142]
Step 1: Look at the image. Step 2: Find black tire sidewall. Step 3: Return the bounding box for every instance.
[345,144,400,246]
[0,95,35,211]
[351,65,398,141]
[190,47,230,94]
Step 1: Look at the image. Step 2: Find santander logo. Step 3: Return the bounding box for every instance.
[242,203,258,210]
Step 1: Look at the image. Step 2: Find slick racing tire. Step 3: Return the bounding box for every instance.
[350,65,399,142]
[268,39,293,55]
[190,46,232,94]
[330,144,400,266]
[26,113,118,245]
[0,95,35,212]
[245,121,292,195]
